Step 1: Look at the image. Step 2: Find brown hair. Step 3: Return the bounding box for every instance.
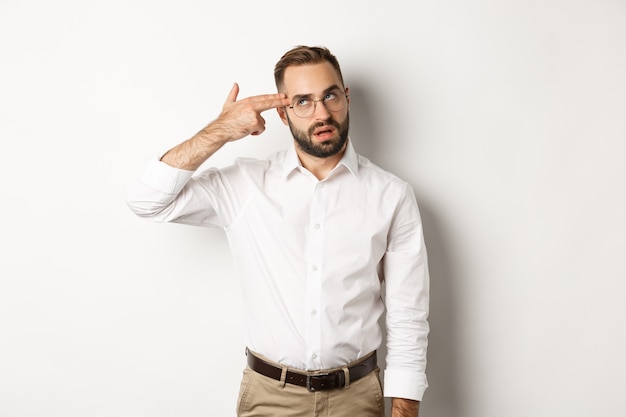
[274,45,344,91]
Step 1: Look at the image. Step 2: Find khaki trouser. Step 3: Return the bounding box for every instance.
[236,365,385,417]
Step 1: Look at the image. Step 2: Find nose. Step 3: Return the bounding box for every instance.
[312,99,332,120]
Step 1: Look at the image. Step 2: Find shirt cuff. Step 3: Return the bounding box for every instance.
[383,368,428,401]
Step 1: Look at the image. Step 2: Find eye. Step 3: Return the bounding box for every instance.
[296,97,310,107]
[324,91,339,102]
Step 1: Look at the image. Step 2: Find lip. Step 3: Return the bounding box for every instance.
[313,125,336,137]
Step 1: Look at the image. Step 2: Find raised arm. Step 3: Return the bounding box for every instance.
[160,83,291,171]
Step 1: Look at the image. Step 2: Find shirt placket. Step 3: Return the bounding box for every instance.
[305,181,326,370]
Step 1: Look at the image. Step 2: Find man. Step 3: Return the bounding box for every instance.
[126,46,429,417]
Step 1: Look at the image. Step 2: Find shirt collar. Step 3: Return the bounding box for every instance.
[282,138,359,178]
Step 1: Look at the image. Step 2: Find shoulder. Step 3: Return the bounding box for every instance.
[356,153,411,190]
[354,153,420,216]
[193,150,288,183]
[233,149,287,172]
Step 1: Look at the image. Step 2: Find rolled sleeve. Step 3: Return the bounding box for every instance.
[383,367,428,401]
[126,159,195,218]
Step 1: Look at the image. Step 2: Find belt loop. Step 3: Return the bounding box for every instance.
[278,366,288,389]
[342,366,350,389]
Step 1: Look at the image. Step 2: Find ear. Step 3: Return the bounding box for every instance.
[345,86,350,106]
[277,106,289,125]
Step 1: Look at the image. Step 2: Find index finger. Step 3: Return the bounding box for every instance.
[246,93,292,112]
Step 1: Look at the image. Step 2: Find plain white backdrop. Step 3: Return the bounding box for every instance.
[1,1,625,416]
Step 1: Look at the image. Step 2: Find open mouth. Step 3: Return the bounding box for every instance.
[313,125,336,141]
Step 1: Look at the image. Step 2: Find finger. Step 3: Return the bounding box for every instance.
[224,82,240,105]
[251,116,266,136]
[248,93,291,112]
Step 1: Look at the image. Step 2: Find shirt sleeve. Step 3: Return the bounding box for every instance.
[382,182,430,401]
[125,159,228,227]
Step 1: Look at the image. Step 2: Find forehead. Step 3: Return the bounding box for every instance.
[282,62,343,96]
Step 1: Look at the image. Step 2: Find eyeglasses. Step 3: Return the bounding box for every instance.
[287,89,348,118]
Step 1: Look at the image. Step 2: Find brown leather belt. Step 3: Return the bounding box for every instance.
[246,350,377,392]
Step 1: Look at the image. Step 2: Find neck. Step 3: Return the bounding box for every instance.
[295,141,347,181]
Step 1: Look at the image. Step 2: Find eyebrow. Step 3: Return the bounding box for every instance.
[291,84,343,101]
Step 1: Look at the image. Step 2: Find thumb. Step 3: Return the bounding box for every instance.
[224,82,239,105]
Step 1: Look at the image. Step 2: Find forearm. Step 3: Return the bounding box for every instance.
[160,122,230,171]
[391,398,419,417]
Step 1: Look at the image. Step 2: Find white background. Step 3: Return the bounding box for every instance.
[1,1,625,416]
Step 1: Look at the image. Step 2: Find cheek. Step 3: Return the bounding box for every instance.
[291,119,311,134]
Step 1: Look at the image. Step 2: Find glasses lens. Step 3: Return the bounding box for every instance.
[324,91,347,112]
[293,99,313,118]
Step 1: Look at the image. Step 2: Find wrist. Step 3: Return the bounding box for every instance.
[391,398,419,417]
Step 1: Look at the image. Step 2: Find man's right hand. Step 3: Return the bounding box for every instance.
[211,83,291,141]
[160,83,291,171]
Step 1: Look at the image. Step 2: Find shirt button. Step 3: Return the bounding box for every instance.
[312,265,318,272]
[311,309,317,315]
[314,223,320,229]
[312,354,317,360]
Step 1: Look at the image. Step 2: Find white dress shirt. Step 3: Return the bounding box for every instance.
[126,139,430,401]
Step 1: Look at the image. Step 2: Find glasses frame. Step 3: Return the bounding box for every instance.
[287,89,349,118]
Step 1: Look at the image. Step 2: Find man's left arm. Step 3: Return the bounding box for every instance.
[382,182,430,414]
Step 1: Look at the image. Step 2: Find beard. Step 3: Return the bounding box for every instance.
[287,113,350,158]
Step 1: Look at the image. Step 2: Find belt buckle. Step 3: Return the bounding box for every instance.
[306,372,332,392]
